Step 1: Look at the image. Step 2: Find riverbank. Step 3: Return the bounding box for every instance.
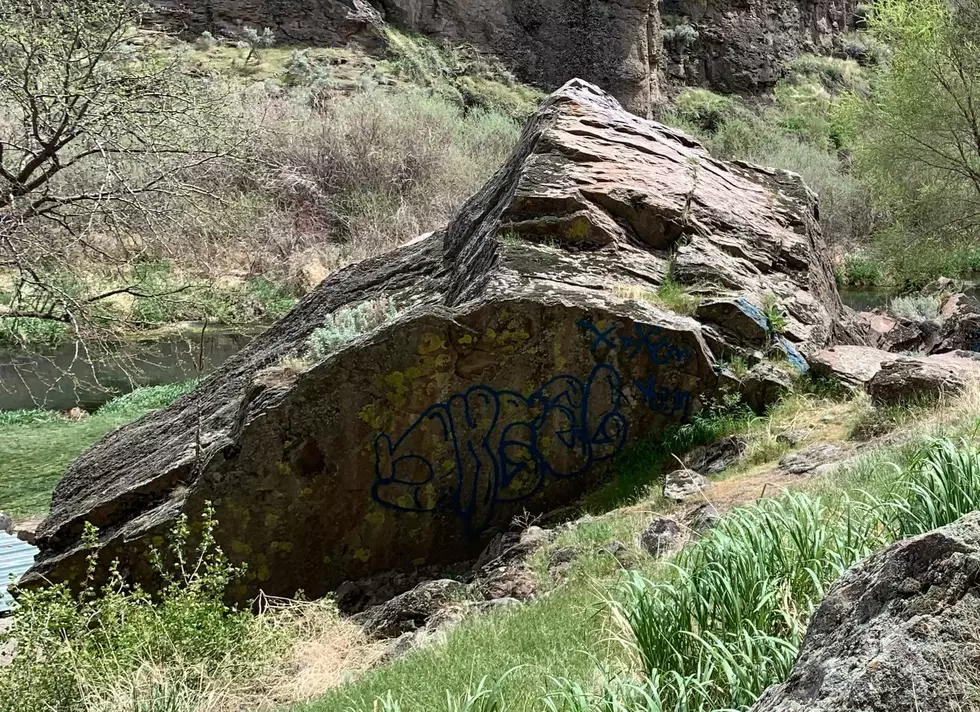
[0,383,195,519]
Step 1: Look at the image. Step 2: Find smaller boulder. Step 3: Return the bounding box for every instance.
[686,503,722,532]
[684,436,747,475]
[639,517,686,558]
[934,293,980,353]
[809,346,902,388]
[750,512,980,712]
[779,443,845,476]
[354,579,468,639]
[741,362,793,414]
[868,357,969,404]
[663,469,713,502]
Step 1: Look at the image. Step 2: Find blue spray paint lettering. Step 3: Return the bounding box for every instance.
[373,364,629,534]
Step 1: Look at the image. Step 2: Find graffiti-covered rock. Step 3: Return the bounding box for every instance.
[23,80,848,601]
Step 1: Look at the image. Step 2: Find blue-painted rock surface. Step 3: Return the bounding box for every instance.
[24,80,852,601]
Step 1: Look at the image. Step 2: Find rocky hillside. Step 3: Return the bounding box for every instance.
[146,0,859,115]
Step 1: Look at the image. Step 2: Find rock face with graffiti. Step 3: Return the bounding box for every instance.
[25,80,859,602]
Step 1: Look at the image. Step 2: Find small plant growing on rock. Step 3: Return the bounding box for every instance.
[889,294,942,322]
[663,22,699,46]
[762,294,789,336]
[308,296,399,361]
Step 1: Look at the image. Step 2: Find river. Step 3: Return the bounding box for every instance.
[0,325,258,412]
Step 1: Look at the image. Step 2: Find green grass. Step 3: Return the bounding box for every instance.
[0,382,195,518]
[301,586,603,712]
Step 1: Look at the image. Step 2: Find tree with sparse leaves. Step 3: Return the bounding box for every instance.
[0,0,235,345]
[842,0,980,281]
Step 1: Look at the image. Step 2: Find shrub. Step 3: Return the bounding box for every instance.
[662,23,699,46]
[837,252,884,286]
[194,30,216,52]
[0,506,251,712]
[255,87,520,265]
[889,294,941,321]
[673,89,736,133]
[308,297,398,360]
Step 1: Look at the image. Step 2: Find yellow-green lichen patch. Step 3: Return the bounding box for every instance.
[270,541,294,552]
[418,333,447,354]
[278,461,292,476]
[364,510,385,526]
[458,333,474,345]
[567,214,591,240]
[264,512,280,528]
[353,548,372,562]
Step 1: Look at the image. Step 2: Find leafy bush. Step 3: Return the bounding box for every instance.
[837,252,884,286]
[309,297,399,360]
[256,87,519,266]
[0,504,379,711]
[673,89,736,133]
[888,294,941,321]
[662,23,699,46]
[0,506,251,712]
[841,0,980,284]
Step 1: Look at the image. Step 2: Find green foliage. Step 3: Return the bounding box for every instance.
[0,382,194,517]
[655,279,699,315]
[761,294,788,336]
[836,252,885,286]
[673,89,737,134]
[662,23,699,47]
[383,28,543,120]
[841,0,980,283]
[0,505,250,712]
[308,297,398,361]
[888,438,980,537]
[888,294,941,321]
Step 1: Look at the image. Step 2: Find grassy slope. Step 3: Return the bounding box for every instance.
[296,388,980,711]
[0,383,194,519]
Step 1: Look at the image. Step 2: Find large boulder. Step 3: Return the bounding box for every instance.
[23,80,848,601]
[750,512,980,712]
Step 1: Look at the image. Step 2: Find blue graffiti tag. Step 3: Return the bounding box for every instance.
[373,364,629,534]
[575,319,618,351]
[577,320,694,366]
[633,374,692,416]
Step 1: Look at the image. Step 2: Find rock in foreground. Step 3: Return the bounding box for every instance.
[25,80,847,601]
[751,512,980,712]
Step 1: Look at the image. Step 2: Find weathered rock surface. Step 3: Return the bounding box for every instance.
[683,435,747,475]
[750,512,980,712]
[663,0,857,94]
[868,354,980,405]
[148,0,857,116]
[935,293,980,354]
[810,344,980,401]
[354,578,467,637]
[779,442,845,476]
[148,0,387,49]
[373,0,662,116]
[639,517,686,558]
[663,468,713,501]
[24,80,849,601]
[809,344,902,388]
